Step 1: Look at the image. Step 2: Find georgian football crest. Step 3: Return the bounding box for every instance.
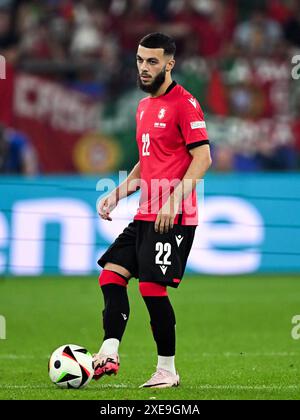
[158,108,166,119]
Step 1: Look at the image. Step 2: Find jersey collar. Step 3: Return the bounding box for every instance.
[164,81,177,96]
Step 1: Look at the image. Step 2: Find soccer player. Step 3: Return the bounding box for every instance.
[93,33,211,388]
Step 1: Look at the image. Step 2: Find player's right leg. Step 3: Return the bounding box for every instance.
[93,263,131,380]
[93,221,138,380]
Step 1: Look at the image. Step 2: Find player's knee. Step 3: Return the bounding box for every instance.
[139,282,168,297]
[98,269,128,288]
[104,263,131,278]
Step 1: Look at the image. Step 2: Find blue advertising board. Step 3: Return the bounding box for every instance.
[0,174,299,275]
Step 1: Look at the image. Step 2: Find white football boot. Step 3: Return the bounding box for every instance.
[139,368,180,388]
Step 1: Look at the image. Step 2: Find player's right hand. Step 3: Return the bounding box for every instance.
[97,193,118,221]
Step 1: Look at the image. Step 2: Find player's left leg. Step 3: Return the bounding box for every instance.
[138,282,180,388]
[136,221,196,388]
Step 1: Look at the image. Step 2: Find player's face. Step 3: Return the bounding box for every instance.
[136,45,173,93]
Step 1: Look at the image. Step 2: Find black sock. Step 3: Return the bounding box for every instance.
[142,296,176,356]
[101,284,130,341]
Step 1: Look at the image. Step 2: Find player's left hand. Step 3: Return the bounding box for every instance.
[155,195,180,234]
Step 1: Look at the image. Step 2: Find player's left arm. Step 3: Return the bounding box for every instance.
[155,96,211,233]
[155,144,211,233]
[174,143,212,200]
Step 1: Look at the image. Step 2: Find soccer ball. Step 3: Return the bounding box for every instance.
[48,344,94,389]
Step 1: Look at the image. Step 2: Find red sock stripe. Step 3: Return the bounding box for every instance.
[99,269,128,287]
[139,282,167,297]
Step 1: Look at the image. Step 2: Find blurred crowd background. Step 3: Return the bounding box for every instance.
[0,0,300,174]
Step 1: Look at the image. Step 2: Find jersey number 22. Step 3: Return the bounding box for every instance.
[142,133,150,156]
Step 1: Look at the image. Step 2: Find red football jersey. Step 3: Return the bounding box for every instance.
[134,82,209,225]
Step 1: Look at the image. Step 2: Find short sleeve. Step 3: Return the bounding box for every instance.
[178,97,209,150]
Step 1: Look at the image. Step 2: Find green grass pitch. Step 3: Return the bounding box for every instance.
[0,274,299,400]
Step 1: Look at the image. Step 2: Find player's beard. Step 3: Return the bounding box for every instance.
[137,66,166,94]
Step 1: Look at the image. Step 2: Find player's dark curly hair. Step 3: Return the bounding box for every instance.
[139,33,176,56]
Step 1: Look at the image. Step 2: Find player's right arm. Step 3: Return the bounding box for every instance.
[97,161,141,221]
